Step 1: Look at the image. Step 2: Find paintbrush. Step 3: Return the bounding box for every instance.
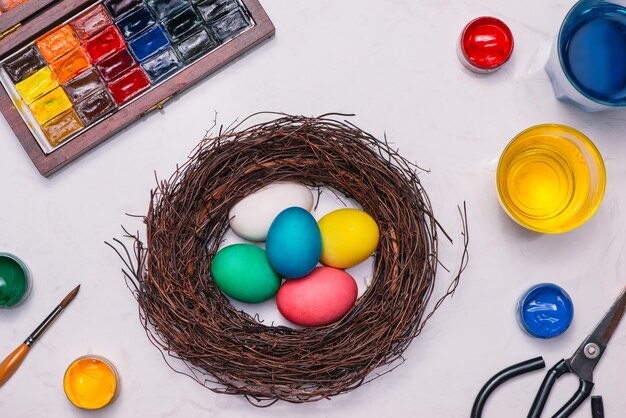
[0,284,80,387]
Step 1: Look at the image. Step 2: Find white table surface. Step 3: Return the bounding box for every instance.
[2,1,626,417]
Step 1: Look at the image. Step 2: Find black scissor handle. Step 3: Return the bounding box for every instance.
[552,379,594,418]
[470,357,545,418]
[527,359,594,418]
[527,359,571,417]
[591,396,605,418]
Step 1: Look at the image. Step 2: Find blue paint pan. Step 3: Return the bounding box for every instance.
[517,283,574,339]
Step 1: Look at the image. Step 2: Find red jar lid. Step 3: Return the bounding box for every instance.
[459,16,514,73]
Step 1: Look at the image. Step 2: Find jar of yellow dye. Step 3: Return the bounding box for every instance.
[497,124,605,233]
[63,356,119,410]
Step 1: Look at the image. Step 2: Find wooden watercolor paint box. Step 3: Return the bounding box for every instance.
[0,0,274,176]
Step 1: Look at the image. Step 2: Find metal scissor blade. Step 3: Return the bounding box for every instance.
[592,286,626,346]
[568,286,626,382]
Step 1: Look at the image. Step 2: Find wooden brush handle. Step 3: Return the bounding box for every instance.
[0,343,30,387]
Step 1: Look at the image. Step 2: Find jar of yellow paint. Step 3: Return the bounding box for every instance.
[497,124,605,233]
[63,356,119,410]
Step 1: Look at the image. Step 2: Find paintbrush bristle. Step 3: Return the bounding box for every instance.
[59,284,80,308]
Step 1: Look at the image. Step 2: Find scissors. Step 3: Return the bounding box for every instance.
[471,286,626,418]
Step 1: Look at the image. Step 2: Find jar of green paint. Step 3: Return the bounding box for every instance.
[0,253,31,308]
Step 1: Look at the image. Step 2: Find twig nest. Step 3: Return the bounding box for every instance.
[117,113,467,404]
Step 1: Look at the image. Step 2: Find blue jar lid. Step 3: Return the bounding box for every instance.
[518,283,574,339]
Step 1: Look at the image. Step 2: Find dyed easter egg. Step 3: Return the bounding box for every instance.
[318,208,379,268]
[266,207,321,278]
[210,244,281,303]
[277,267,357,327]
[229,182,314,241]
[567,19,626,97]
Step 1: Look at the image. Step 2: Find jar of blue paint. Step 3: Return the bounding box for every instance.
[517,283,574,339]
[546,0,626,112]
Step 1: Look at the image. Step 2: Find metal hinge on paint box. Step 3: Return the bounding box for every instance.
[0,0,60,35]
[0,0,275,177]
[141,93,174,117]
[0,23,21,40]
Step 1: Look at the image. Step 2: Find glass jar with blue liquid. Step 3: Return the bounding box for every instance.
[546,0,626,111]
[517,283,574,339]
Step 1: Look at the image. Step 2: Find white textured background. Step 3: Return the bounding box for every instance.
[2,1,626,417]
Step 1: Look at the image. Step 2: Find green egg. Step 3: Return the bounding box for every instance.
[210,244,281,304]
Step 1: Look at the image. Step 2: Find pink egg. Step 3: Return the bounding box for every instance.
[276,266,358,327]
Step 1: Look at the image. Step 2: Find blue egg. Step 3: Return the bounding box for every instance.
[266,207,321,278]
[567,19,626,97]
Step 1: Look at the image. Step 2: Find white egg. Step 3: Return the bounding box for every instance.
[228,182,314,241]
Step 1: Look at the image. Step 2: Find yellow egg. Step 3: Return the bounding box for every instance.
[318,208,379,268]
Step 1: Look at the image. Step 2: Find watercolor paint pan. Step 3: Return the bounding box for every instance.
[0,0,274,176]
